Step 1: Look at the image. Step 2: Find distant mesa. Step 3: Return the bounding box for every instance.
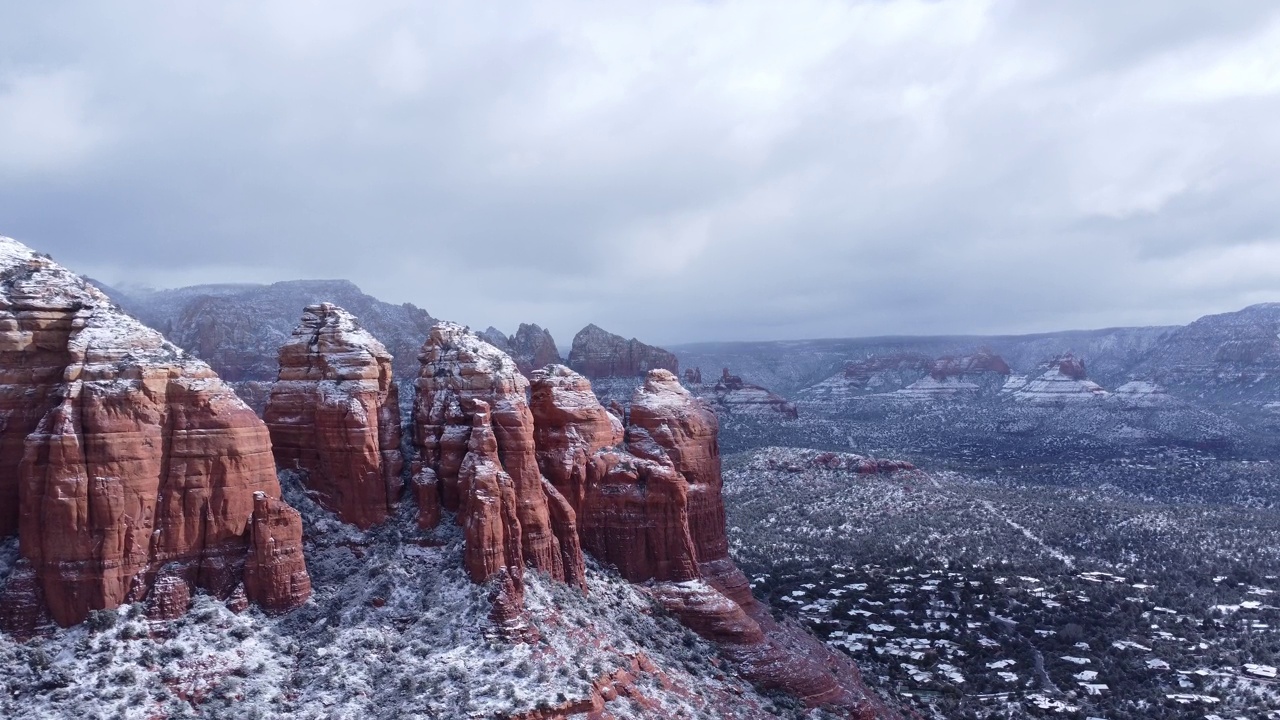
[568,323,678,379]
[1006,353,1109,402]
[929,349,1011,380]
[842,353,934,389]
[711,368,799,419]
[0,237,311,636]
[893,350,1013,399]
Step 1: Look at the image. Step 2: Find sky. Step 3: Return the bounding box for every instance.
[3,1,1280,345]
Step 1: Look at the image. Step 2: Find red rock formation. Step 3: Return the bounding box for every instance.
[509,324,562,376]
[264,303,404,529]
[683,367,703,385]
[145,570,193,621]
[412,323,584,589]
[567,323,678,379]
[244,492,312,611]
[929,350,1011,380]
[0,560,52,638]
[458,402,525,584]
[711,368,799,419]
[1054,352,1088,380]
[479,324,563,376]
[410,463,442,530]
[0,237,311,632]
[530,366,700,585]
[628,371,727,567]
[529,367,898,716]
[528,365,624,508]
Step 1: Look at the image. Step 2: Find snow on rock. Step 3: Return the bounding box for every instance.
[264,303,404,529]
[1009,354,1110,403]
[413,322,585,591]
[710,368,798,418]
[0,485,800,720]
[0,235,310,635]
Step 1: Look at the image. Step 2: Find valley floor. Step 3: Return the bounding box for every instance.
[723,447,1280,719]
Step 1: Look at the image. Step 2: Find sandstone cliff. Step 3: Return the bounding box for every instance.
[412,323,585,590]
[529,365,899,717]
[0,237,311,635]
[264,303,403,529]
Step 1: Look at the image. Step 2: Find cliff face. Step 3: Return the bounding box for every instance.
[530,366,900,717]
[412,323,585,591]
[567,324,678,379]
[264,304,403,529]
[0,238,311,635]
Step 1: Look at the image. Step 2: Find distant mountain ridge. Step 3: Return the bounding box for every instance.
[104,280,436,382]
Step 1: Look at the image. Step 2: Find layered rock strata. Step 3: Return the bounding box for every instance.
[529,366,898,717]
[711,368,798,418]
[0,237,311,634]
[412,323,584,590]
[568,324,678,379]
[264,304,403,529]
[1007,353,1108,402]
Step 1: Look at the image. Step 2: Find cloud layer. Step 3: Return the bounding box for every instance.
[3,0,1280,344]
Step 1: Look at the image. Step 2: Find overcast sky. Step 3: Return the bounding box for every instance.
[3,1,1280,345]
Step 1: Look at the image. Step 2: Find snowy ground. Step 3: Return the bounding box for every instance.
[0,473,841,720]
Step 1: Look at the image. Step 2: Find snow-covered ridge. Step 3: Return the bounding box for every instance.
[0,236,210,381]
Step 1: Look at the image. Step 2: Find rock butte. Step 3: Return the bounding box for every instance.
[531,365,900,717]
[711,368,799,419]
[568,323,678,379]
[1007,353,1109,402]
[411,323,586,594]
[0,237,310,635]
[264,303,403,529]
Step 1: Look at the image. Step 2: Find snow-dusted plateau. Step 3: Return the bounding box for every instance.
[2,235,1279,720]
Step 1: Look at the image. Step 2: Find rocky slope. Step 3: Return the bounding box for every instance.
[263,304,403,529]
[568,324,679,379]
[529,365,899,717]
[1127,303,1280,401]
[0,237,311,635]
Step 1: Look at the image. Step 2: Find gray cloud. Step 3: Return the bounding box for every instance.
[3,0,1280,345]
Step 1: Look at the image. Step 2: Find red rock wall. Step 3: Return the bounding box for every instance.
[412,323,583,588]
[264,303,404,529]
[531,366,900,717]
[0,239,311,632]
